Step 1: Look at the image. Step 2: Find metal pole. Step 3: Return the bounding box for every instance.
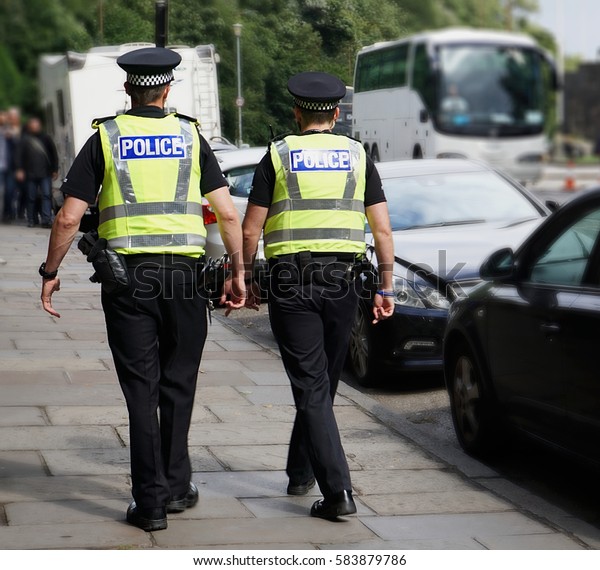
[155,0,168,48]
[233,23,243,146]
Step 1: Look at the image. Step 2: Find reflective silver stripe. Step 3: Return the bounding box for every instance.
[108,234,206,249]
[100,202,203,225]
[174,119,194,201]
[275,140,302,199]
[264,228,365,246]
[104,120,136,204]
[267,198,364,219]
[343,141,363,199]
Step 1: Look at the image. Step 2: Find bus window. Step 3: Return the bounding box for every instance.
[356,44,409,92]
[411,43,437,114]
[57,89,66,127]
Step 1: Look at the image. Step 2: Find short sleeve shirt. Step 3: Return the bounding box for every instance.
[61,106,227,204]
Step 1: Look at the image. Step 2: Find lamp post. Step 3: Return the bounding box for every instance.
[233,23,243,146]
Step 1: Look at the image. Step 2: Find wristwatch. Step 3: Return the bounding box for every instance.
[38,262,58,280]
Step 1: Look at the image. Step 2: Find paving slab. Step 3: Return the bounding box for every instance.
[0,521,152,549]
[343,441,442,471]
[0,474,131,503]
[0,370,68,385]
[5,498,126,526]
[361,512,558,541]
[208,403,296,424]
[237,386,295,406]
[153,516,376,548]
[477,534,586,549]
[0,384,125,406]
[191,471,289,499]
[45,405,128,426]
[350,469,469,495]
[0,451,47,478]
[0,425,122,451]
[0,407,47,427]
[65,370,118,384]
[209,444,289,471]
[194,386,252,406]
[187,422,292,446]
[359,490,513,516]
[196,370,254,386]
[243,371,290,386]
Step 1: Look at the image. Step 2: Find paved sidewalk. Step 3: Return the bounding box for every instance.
[0,223,598,550]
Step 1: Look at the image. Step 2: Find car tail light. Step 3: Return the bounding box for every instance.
[202,203,218,225]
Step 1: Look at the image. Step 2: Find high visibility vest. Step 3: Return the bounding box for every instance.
[264,133,367,259]
[95,113,206,257]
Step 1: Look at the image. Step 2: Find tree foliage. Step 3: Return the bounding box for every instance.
[0,0,555,144]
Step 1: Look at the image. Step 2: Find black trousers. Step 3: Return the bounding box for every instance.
[268,277,359,498]
[101,259,207,509]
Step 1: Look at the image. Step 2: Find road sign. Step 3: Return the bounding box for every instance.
[235,97,245,108]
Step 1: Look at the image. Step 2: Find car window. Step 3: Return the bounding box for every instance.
[529,208,600,286]
[225,166,255,198]
[382,171,541,230]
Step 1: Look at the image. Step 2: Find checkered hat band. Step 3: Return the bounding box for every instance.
[127,71,174,87]
[294,98,339,111]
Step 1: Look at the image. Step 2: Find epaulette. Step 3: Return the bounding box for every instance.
[268,131,294,149]
[174,112,199,125]
[91,115,116,129]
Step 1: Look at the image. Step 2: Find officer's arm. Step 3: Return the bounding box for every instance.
[45,195,89,273]
[205,184,243,265]
[365,201,395,323]
[242,202,269,280]
[41,195,90,317]
[204,186,245,309]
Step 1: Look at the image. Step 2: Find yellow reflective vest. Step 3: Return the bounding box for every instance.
[264,133,367,259]
[95,113,206,257]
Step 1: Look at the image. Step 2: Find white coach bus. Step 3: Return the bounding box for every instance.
[352,27,559,183]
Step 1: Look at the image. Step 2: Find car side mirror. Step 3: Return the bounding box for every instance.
[419,109,429,123]
[480,247,515,281]
[545,200,559,213]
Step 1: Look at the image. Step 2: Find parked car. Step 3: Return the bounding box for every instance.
[347,159,552,386]
[203,146,267,261]
[444,188,600,463]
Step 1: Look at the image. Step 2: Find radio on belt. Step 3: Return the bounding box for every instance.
[118,134,187,160]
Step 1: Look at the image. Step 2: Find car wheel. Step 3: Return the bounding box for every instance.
[448,342,500,457]
[347,304,380,387]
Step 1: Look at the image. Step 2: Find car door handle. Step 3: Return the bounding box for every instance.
[540,323,561,334]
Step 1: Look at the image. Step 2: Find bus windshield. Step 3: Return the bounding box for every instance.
[436,44,545,137]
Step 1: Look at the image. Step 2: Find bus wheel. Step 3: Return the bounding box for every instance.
[371,145,380,162]
[413,145,423,159]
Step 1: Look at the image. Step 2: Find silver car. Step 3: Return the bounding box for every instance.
[203,146,267,261]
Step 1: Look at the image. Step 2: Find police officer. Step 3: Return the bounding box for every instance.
[242,72,394,520]
[39,47,245,531]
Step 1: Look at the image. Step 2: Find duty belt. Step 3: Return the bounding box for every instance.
[269,251,362,286]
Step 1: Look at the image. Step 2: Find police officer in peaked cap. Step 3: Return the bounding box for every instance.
[39,47,246,531]
[242,71,395,519]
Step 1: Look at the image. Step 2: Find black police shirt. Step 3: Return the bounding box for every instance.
[61,106,227,204]
[249,131,386,208]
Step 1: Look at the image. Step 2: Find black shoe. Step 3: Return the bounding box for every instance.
[310,490,357,520]
[287,477,316,496]
[126,501,167,531]
[167,482,199,513]
[41,222,52,229]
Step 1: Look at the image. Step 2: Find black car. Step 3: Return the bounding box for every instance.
[444,188,600,462]
[347,159,551,386]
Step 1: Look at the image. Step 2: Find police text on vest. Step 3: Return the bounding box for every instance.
[289,149,352,172]
[118,135,187,160]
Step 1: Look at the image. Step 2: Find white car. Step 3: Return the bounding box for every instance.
[203,146,268,261]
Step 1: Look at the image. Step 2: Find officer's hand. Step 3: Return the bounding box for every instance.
[244,280,261,312]
[372,293,394,324]
[41,277,61,318]
[221,274,246,316]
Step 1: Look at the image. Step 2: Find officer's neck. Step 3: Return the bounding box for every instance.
[300,122,333,134]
